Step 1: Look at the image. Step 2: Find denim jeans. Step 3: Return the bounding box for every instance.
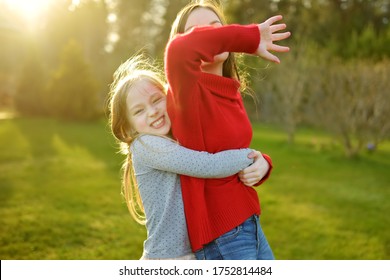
[194,215,274,260]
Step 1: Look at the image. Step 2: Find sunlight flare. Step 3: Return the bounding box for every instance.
[3,0,81,30]
[4,0,51,21]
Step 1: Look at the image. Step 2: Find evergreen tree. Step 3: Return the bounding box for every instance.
[14,45,47,116]
[47,39,99,121]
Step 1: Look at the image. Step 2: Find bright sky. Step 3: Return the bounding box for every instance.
[4,0,80,24]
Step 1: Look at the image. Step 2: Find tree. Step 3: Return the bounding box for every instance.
[47,39,99,121]
[0,2,29,112]
[154,0,189,59]
[259,40,317,144]
[14,45,47,116]
[43,0,108,66]
[308,57,390,157]
[112,0,153,56]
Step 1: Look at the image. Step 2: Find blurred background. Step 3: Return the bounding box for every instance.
[1,0,390,152]
[0,0,389,260]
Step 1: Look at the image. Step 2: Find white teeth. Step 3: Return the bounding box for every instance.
[152,117,164,128]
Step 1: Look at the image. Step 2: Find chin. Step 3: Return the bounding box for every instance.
[201,52,229,67]
[159,127,170,136]
[215,52,229,62]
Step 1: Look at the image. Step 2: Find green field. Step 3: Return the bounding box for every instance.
[0,118,389,259]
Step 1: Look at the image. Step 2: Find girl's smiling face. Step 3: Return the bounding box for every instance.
[127,79,171,136]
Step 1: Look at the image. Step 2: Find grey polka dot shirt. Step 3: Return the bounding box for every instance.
[130,134,253,259]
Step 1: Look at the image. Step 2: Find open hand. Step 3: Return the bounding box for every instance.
[256,15,291,63]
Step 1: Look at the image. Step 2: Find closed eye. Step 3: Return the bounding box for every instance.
[132,108,144,116]
[152,97,163,104]
[210,20,222,27]
[185,20,222,32]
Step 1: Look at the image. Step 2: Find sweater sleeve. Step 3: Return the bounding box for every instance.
[165,24,260,93]
[131,135,254,178]
[165,24,260,150]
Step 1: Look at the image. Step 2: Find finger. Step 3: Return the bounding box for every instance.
[272,31,291,42]
[240,176,252,185]
[243,158,261,172]
[269,44,290,53]
[270,23,287,33]
[239,170,251,179]
[247,150,260,159]
[241,166,257,176]
[265,15,283,26]
[240,170,260,180]
[260,51,280,63]
[239,174,249,184]
[243,178,256,187]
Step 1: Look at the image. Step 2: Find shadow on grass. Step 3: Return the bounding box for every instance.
[9,117,118,162]
[0,117,144,260]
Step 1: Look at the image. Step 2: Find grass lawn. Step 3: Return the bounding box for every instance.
[0,118,389,259]
[252,123,390,260]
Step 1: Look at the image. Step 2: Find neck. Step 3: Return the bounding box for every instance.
[201,62,223,76]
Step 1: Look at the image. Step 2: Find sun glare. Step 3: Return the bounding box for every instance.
[4,0,51,22]
[3,0,80,25]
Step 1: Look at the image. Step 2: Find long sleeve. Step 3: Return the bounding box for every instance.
[131,135,253,178]
[164,24,267,251]
[165,24,260,101]
[165,24,260,152]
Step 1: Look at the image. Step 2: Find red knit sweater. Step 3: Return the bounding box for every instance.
[165,24,272,251]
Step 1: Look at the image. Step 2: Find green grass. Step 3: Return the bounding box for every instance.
[0,118,389,259]
[252,124,390,260]
[0,118,145,259]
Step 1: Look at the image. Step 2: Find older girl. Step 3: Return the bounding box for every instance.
[165,0,290,259]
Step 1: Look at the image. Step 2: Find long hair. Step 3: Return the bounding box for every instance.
[169,0,241,82]
[108,54,165,224]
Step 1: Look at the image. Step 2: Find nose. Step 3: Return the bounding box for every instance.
[147,105,159,117]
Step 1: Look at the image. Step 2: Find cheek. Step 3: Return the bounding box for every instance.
[158,100,168,113]
[129,116,145,133]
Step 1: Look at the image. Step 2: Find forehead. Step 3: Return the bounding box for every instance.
[184,7,220,31]
[132,79,162,95]
[127,79,164,103]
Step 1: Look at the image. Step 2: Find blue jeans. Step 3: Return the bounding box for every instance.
[194,215,274,260]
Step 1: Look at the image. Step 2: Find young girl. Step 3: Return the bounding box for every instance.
[108,54,270,260]
[165,0,291,259]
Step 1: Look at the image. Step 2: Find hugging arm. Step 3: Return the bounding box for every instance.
[132,135,254,179]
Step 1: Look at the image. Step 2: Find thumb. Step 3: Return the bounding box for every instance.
[247,150,261,159]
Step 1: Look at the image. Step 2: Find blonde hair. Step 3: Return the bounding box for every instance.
[169,0,241,82]
[108,54,165,224]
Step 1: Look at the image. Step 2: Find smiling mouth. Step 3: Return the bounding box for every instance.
[151,116,164,128]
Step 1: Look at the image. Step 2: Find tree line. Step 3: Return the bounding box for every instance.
[0,0,389,156]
